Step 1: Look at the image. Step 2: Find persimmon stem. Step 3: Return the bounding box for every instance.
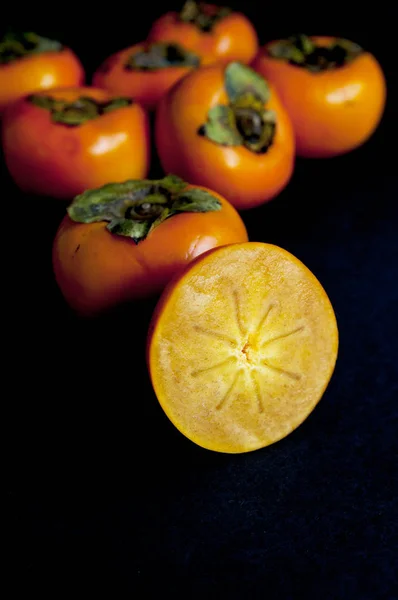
[233,104,276,153]
[235,108,264,141]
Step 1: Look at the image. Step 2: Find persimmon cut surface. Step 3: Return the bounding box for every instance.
[148,242,338,453]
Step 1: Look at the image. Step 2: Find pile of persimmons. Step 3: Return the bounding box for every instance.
[1,3,386,453]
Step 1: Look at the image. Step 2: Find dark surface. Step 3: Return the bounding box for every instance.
[4,2,398,597]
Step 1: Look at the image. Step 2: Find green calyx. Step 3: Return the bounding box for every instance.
[125,42,200,70]
[179,1,232,32]
[0,31,62,65]
[28,95,133,126]
[198,62,276,154]
[67,174,222,243]
[267,33,363,73]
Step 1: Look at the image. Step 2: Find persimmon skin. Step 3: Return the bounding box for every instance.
[155,64,295,210]
[52,187,248,316]
[92,43,197,110]
[251,36,387,158]
[148,8,258,65]
[1,86,150,199]
[0,48,84,114]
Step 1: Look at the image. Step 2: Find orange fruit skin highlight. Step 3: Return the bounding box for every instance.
[147,242,339,453]
[148,8,258,66]
[0,47,84,114]
[92,42,198,111]
[1,86,150,199]
[251,36,387,158]
[52,187,248,316]
[155,63,295,210]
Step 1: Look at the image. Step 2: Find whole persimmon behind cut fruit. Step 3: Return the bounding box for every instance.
[147,242,338,453]
[53,175,248,315]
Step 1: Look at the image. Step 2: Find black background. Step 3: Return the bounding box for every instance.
[4,2,398,597]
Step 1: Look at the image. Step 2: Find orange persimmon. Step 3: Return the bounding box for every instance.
[155,61,295,210]
[52,174,248,316]
[147,242,339,453]
[1,86,149,199]
[251,34,386,158]
[93,41,201,110]
[148,1,258,65]
[0,31,84,114]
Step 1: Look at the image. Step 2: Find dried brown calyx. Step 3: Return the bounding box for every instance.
[125,42,200,71]
[267,33,363,73]
[28,95,133,126]
[179,1,232,32]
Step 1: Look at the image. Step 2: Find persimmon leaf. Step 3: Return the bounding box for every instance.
[225,62,270,104]
[199,104,242,146]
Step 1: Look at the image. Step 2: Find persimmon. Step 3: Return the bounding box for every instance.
[0,31,84,114]
[53,174,248,316]
[93,41,201,110]
[148,1,258,65]
[147,242,339,453]
[2,86,149,199]
[155,61,295,210]
[251,34,386,158]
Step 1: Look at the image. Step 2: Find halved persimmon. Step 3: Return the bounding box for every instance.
[147,242,338,453]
